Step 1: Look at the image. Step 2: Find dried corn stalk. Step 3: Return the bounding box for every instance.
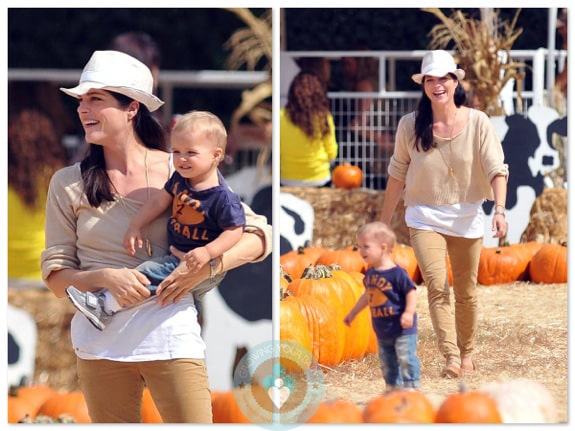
[424,8,527,116]
[224,8,272,170]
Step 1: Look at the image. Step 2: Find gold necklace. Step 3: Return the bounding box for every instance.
[113,149,153,256]
[436,108,458,177]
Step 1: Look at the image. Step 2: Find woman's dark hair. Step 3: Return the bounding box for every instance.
[285,71,331,139]
[414,74,467,152]
[80,91,167,207]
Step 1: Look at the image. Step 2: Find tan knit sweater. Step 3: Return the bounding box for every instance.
[388,109,509,206]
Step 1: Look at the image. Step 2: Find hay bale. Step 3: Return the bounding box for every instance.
[8,285,79,392]
[280,187,410,249]
[521,187,568,244]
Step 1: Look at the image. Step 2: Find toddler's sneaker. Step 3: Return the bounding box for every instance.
[65,286,113,331]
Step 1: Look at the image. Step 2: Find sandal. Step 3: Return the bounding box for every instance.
[460,358,477,377]
[441,360,461,379]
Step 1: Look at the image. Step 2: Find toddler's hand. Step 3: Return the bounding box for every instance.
[400,312,414,329]
[123,226,143,256]
[184,247,211,273]
[343,313,354,327]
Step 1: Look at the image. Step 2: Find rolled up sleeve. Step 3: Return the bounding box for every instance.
[387,113,414,182]
[41,167,82,281]
[242,202,272,263]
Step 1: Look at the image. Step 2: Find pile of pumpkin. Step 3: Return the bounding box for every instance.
[279,241,567,367]
[9,380,555,424]
[7,385,165,423]
[281,240,567,289]
[7,384,276,423]
[302,377,556,423]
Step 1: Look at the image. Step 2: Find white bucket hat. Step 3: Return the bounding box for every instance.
[60,50,164,112]
[411,50,466,85]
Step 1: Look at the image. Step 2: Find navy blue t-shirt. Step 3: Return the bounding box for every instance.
[363,265,418,339]
[163,170,246,252]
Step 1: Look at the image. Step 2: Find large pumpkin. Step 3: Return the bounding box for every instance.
[7,385,57,423]
[316,246,367,273]
[285,293,343,366]
[329,266,371,360]
[529,243,568,284]
[37,391,91,423]
[435,387,502,423]
[347,271,379,355]
[391,244,421,284]
[306,399,363,423]
[362,390,436,423]
[332,163,362,189]
[279,294,313,367]
[211,390,251,423]
[280,246,320,280]
[477,244,532,285]
[141,388,163,423]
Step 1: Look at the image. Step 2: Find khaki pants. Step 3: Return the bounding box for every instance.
[77,357,213,423]
[409,228,483,364]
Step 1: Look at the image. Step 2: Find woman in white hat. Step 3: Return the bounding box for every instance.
[41,50,271,422]
[380,50,509,379]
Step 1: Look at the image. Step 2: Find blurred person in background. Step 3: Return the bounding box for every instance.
[334,47,391,189]
[8,82,68,283]
[280,70,338,187]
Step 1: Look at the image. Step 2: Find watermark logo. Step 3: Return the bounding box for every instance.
[233,340,324,426]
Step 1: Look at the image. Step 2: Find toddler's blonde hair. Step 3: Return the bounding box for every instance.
[357,221,396,250]
[172,110,228,154]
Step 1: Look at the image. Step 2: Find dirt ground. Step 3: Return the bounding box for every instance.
[320,282,568,423]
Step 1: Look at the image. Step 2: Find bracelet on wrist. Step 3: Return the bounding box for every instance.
[209,257,222,280]
[495,204,506,210]
[494,210,506,217]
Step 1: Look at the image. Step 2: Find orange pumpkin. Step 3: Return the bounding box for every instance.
[435,387,502,423]
[37,391,91,423]
[392,244,421,284]
[478,244,532,285]
[306,399,363,423]
[332,163,363,189]
[317,246,367,273]
[141,388,163,423]
[285,293,343,366]
[329,266,371,360]
[279,295,313,368]
[362,390,436,423]
[211,390,251,423]
[529,243,568,284]
[280,246,320,279]
[7,385,57,423]
[347,271,379,355]
[301,245,328,263]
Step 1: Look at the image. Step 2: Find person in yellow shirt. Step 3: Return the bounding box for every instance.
[8,106,67,282]
[280,71,338,187]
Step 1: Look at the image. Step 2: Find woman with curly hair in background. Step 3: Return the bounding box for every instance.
[280,70,338,187]
[8,82,68,282]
